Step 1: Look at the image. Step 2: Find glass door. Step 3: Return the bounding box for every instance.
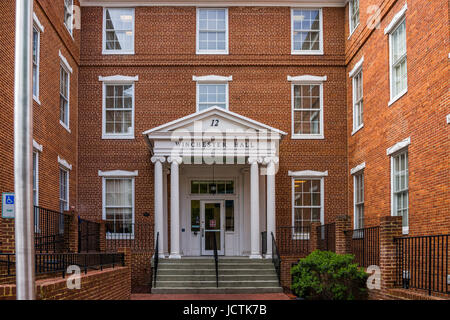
[201,201,224,256]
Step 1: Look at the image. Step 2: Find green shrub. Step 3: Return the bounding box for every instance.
[291,250,368,300]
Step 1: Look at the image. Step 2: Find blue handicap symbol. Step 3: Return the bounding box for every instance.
[5,195,14,205]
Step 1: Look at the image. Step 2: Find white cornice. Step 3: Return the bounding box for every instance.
[59,51,73,74]
[289,170,328,177]
[33,13,44,32]
[350,162,366,175]
[80,0,346,7]
[287,75,327,82]
[193,75,232,82]
[349,56,364,78]
[386,137,410,156]
[33,140,43,152]
[58,156,73,171]
[99,75,139,83]
[98,170,139,177]
[384,3,407,35]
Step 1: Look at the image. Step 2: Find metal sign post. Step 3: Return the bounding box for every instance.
[14,0,35,300]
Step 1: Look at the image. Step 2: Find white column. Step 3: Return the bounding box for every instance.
[151,156,166,258]
[168,157,182,259]
[249,157,262,259]
[264,157,279,259]
[163,167,169,257]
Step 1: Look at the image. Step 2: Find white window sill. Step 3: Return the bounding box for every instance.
[351,124,364,136]
[64,24,74,40]
[59,120,71,133]
[102,134,135,140]
[291,50,324,56]
[33,96,41,105]
[291,134,324,140]
[388,89,408,107]
[348,23,360,40]
[196,51,229,55]
[106,234,135,240]
[402,226,409,235]
[102,50,135,55]
[292,233,310,240]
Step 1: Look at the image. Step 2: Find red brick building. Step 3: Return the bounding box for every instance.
[0,0,448,296]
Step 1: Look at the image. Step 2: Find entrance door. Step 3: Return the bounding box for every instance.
[201,201,224,256]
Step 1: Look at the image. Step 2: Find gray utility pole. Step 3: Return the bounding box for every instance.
[14,0,35,300]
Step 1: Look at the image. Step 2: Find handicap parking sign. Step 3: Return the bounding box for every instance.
[2,193,15,219]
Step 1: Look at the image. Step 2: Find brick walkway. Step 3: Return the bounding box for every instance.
[131,293,293,300]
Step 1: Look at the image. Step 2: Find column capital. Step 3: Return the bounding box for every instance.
[151,156,166,164]
[248,157,263,165]
[263,156,279,165]
[168,156,183,165]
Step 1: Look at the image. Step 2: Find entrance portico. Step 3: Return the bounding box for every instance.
[144,107,287,259]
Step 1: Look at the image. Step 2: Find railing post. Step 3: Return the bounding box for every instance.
[98,220,106,252]
[335,215,351,255]
[64,211,78,253]
[379,216,402,290]
[310,222,321,253]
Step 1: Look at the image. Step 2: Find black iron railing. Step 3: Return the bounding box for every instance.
[317,223,336,252]
[395,234,449,295]
[271,232,281,285]
[345,226,380,267]
[34,206,71,253]
[276,226,311,255]
[104,221,153,252]
[213,232,219,288]
[261,231,267,256]
[78,218,100,253]
[1,252,124,278]
[153,232,159,288]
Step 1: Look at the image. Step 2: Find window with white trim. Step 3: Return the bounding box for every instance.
[292,83,323,138]
[197,8,228,54]
[197,83,228,112]
[59,168,69,214]
[291,9,323,54]
[103,178,134,235]
[104,84,134,138]
[349,0,360,34]
[103,8,135,54]
[352,69,363,132]
[60,65,70,129]
[391,150,409,233]
[64,0,73,35]
[33,151,39,206]
[32,26,40,100]
[389,19,407,101]
[292,178,322,237]
[353,172,364,230]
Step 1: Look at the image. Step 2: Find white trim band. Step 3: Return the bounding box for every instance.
[98,170,139,177]
[33,140,43,152]
[350,162,366,175]
[289,170,329,177]
[193,75,233,82]
[288,75,327,82]
[99,75,139,83]
[349,56,364,78]
[384,3,408,34]
[80,1,346,7]
[59,50,73,74]
[58,156,73,171]
[386,137,411,156]
[33,13,44,32]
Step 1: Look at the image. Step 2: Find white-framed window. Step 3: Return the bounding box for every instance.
[103,84,135,139]
[349,0,360,35]
[64,0,73,35]
[389,19,407,103]
[33,151,39,207]
[291,80,324,139]
[103,8,135,55]
[352,69,363,133]
[60,65,70,131]
[196,8,229,55]
[102,176,135,236]
[292,178,324,239]
[59,168,69,214]
[32,26,40,101]
[391,150,409,234]
[291,8,323,55]
[353,172,364,230]
[197,83,228,112]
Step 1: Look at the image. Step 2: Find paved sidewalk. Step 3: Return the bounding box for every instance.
[131,293,292,300]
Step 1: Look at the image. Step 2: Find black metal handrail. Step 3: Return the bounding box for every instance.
[78,218,101,253]
[213,233,219,288]
[345,226,380,267]
[104,221,153,252]
[394,234,449,295]
[317,223,336,252]
[271,232,281,285]
[34,206,71,253]
[1,252,124,278]
[276,226,311,255]
[153,232,159,288]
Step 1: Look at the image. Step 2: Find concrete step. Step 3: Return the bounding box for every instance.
[157,274,279,281]
[158,258,273,264]
[157,268,277,276]
[151,287,284,294]
[156,280,280,288]
[158,263,275,270]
